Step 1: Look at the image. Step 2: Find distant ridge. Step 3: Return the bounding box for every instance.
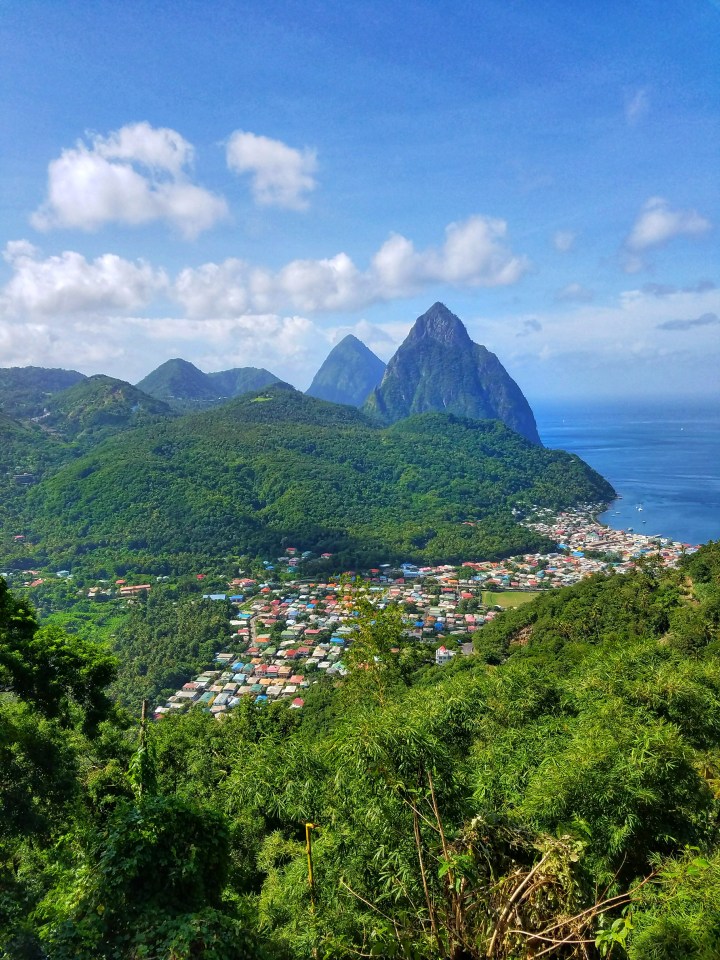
[0,366,86,419]
[136,358,282,411]
[306,335,386,407]
[365,302,541,444]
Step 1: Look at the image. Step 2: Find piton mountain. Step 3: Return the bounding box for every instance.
[306,335,386,407]
[364,302,541,444]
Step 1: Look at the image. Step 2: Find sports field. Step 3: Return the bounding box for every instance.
[482,590,540,608]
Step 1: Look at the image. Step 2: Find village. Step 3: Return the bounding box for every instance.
[148,510,696,718]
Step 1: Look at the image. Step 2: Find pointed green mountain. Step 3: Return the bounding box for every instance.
[306,335,386,407]
[136,359,220,407]
[137,358,282,411]
[364,302,541,444]
[0,366,86,419]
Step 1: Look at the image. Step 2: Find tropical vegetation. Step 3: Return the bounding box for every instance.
[2,386,613,576]
[2,541,720,958]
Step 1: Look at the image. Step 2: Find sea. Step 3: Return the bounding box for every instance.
[534,398,720,548]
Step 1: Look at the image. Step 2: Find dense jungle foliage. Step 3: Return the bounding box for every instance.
[2,541,720,959]
[2,387,613,575]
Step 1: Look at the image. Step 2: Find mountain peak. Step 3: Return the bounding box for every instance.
[306,336,386,407]
[137,359,280,410]
[365,303,541,445]
[408,302,472,347]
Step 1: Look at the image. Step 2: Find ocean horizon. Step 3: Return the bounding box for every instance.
[534,397,720,548]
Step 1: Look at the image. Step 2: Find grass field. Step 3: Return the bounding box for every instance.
[482,590,540,608]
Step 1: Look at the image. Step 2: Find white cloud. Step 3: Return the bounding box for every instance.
[436,216,528,286]
[0,215,526,332]
[0,318,128,373]
[625,87,649,126]
[0,241,167,318]
[93,123,193,175]
[626,197,712,252]
[31,122,228,238]
[175,215,529,316]
[553,230,575,252]
[226,131,318,209]
[479,280,720,398]
[486,289,720,372]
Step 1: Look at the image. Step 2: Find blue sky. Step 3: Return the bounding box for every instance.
[1,0,718,400]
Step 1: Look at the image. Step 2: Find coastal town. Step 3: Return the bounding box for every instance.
[145,510,696,717]
[2,509,697,719]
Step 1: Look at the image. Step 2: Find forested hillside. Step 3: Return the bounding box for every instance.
[7,386,612,575]
[0,366,86,419]
[42,374,174,440]
[2,541,720,958]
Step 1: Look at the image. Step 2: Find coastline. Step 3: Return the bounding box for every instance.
[535,398,720,548]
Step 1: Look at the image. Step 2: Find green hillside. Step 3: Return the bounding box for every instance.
[2,539,720,958]
[0,365,86,419]
[0,414,71,533]
[44,375,174,441]
[206,366,282,397]
[18,386,613,573]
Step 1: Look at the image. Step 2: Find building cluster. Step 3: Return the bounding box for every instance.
[152,512,697,718]
[153,576,498,718]
[4,510,697,720]
[523,509,693,574]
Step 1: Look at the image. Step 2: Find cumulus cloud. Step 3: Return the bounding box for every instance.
[555,283,594,303]
[553,230,575,252]
[226,131,317,209]
[626,197,712,252]
[0,241,167,318]
[31,122,228,238]
[657,312,720,332]
[175,215,529,316]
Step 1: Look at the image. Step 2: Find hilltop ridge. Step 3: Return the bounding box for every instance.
[136,358,282,410]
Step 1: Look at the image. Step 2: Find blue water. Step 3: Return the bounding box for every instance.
[534,398,720,547]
